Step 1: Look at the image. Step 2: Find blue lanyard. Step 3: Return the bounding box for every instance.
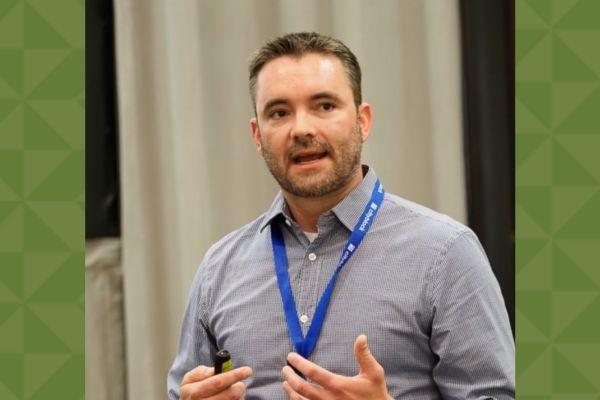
[271,180,384,359]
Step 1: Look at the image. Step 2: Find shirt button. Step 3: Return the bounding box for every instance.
[300,314,309,324]
[308,253,317,261]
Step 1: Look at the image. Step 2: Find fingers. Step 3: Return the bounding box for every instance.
[354,335,385,379]
[205,381,246,400]
[282,365,324,399]
[181,365,214,386]
[180,366,252,399]
[282,380,310,400]
[286,353,336,388]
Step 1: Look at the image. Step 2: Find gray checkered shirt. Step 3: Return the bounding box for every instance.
[168,167,515,399]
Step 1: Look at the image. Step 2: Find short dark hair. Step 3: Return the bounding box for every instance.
[248,32,362,110]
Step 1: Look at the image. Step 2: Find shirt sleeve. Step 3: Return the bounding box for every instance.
[167,264,216,400]
[428,231,515,400]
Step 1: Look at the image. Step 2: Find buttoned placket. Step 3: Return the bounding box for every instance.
[280,211,343,336]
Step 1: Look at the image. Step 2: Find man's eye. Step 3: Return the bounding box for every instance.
[270,110,288,119]
[320,103,335,111]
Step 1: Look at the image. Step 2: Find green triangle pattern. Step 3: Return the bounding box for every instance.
[0,103,23,150]
[28,50,83,99]
[552,140,598,186]
[0,203,22,252]
[517,134,548,167]
[24,307,69,352]
[0,0,18,20]
[23,104,70,150]
[23,3,68,48]
[3,0,85,399]
[556,192,600,238]
[23,49,69,96]
[518,342,548,376]
[0,49,23,94]
[518,0,550,29]
[516,238,548,273]
[517,242,552,291]
[556,87,600,134]
[552,35,598,82]
[23,354,69,399]
[27,304,83,353]
[27,254,83,302]
[0,306,22,353]
[552,188,597,234]
[27,0,84,47]
[516,309,548,347]
[28,100,84,149]
[517,187,552,233]
[28,151,83,200]
[23,206,68,251]
[23,150,69,196]
[552,83,597,130]
[0,150,23,196]
[0,303,19,326]
[0,100,19,122]
[554,239,600,287]
[552,292,598,339]
[518,0,600,396]
[553,348,597,392]
[516,100,550,133]
[554,344,600,393]
[552,0,581,24]
[556,32,600,79]
[555,0,600,29]
[517,83,553,128]
[515,345,552,395]
[517,30,548,62]
[552,244,597,290]
[556,295,600,342]
[554,136,600,182]
[516,203,550,239]
[0,2,21,49]
[516,138,552,186]
[517,291,552,338]
[517,33,551,81]
[0,252,23,300]
[26,204,82,250]
[28,355,83,400]
[0,354,23,398]
[525,0,552,24]
[23,253,70,299]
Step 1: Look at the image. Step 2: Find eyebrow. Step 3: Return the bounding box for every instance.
[310,91,343,104]
[262,98,289,114]
[261,91,344,115]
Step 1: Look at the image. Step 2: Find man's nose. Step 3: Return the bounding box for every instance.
[291,111,316,139]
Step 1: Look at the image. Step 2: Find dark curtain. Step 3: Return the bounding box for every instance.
[460,0,515,334]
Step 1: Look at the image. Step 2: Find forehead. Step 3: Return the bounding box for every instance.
[255,53,352,106]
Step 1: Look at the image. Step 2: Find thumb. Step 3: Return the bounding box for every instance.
[354,334,381,376]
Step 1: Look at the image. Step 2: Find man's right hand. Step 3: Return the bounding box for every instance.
[179,365,253,399]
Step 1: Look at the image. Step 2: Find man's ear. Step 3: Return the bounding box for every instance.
[357,103,373,142]
[250,117,263,155]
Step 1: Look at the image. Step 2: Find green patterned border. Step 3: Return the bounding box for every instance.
[516,0,600,397]
[0,0,84,399]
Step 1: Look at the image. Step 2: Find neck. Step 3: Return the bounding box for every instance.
[283,168,364,233]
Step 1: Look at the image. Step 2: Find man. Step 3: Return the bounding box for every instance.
[168,32,514,399]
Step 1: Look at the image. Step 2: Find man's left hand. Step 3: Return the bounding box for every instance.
[282,335,393,400]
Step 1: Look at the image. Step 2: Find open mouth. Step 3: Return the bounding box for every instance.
[291,151,329,165]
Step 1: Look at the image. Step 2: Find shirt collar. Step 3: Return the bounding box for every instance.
[259,165,379,233]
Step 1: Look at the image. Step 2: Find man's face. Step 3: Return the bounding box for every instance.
[250,53,372,198]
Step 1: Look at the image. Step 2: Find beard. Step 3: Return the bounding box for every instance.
[260,124,363,198]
